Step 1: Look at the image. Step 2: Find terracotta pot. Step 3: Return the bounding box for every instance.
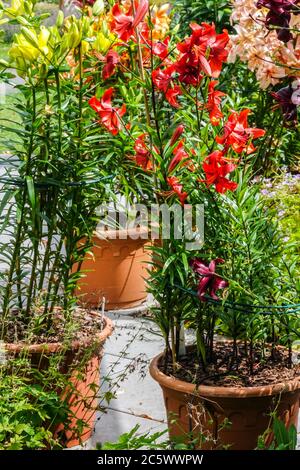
[4,313,114,448]
[76,227,152,310]
[150,351,300,450]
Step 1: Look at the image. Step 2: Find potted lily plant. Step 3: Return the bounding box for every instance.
[0,0,114,447]
[70,0,158,310]
[150,175,300,449]
[85,0,300,449]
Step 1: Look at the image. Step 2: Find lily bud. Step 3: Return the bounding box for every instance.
[92,0,105,16]
[39,26,50,48]
[102,19,109,37]
[170,124,184,146]
[39,63,47,79]
[56,10,64,28]
[67,23,81,49]
[20,27,39,50]
[0,58,9,68]
[6,0,26,17]
[16,15,31,26]
[24,0,33,15]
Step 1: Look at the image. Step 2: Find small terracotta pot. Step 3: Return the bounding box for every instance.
[5,313,114,448]
[150,351,300,450]
[75,227,152,310]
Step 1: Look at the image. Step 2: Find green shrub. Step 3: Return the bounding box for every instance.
[0,369,68,450]
[98,425,168,450]
[173,0,232,35]
[257,416,298,450]
[261,174,300,256]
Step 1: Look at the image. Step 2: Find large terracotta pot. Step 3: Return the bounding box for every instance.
[76,228,152,310]
[5,313,114,448]
[150,351,300,450]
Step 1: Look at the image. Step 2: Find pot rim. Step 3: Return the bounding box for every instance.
[4,311,114,355]
[150,351,300,398]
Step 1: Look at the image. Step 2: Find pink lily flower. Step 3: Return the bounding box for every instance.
[190,258,228,301]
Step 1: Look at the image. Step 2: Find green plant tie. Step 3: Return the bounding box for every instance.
[173,283,300,315]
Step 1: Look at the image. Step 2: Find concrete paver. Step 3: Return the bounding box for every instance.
[92,312,167,447]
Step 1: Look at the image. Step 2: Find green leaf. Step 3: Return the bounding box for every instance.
[162,254,177,274]
[181,252,189,273]
[26,176,36,211]
[273,418,289,447]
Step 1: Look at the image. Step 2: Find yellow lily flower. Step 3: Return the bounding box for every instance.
[9,25,51,74]
[93,19,116,54]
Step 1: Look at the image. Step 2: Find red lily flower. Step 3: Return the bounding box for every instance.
[206,80,226,126]
[166,176,188,205]
[140,32,170,64]
[151,37,170,60]
[165,85,182,108]
[111,0,149,42]
[133,134,152,170]
[187,23,229,77]
[216,109,265,154]
[202,150,238,193]
[190,257,228,301]
[175,22,229,85]
[188,22,216,44]
[142,36,170,60]
[176,29,211,86]
[102,50,120,80]
[177,23,212,75]
[168,140,190,172]
[152,65,176,92]
[175,55,205,87]
[207,30,230,78]
[89,88,126,135]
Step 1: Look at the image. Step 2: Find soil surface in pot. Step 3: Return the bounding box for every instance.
[4,308,105,344]
[161,342,300,388]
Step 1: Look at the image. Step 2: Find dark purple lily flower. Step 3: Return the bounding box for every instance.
[271,85,298,126]
[257,0,299,42]
[190,258,228,302]
[257,0,299,10]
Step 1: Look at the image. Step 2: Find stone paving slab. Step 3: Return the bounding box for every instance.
[104,312,165,361]
[101,353,165,422]
[89,312,167,447]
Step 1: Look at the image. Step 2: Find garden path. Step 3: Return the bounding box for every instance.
[91,310,167,448]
